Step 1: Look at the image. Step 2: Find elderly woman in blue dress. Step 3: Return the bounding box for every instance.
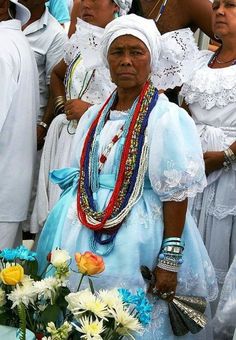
[36,14,218,339]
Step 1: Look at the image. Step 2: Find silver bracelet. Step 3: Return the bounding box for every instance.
[225,147,236,163]
[38,121,48,130]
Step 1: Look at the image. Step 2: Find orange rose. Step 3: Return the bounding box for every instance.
[75,251,105,275]
[0,265,24,285]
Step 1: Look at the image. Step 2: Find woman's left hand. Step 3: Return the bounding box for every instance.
[151,267,177,301]
[64,99,90,121]
[203,151,224,175]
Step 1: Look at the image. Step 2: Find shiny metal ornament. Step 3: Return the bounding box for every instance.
[168,295,207,336]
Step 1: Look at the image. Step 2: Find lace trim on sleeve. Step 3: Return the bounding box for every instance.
[152,28,199,90]
[151,157,207,202]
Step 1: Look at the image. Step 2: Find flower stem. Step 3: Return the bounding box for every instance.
[25,307,35,332]
[77,273,85,291]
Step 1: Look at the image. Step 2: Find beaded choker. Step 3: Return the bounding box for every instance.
[77,81,158,233]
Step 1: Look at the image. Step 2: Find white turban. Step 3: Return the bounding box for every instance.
[101,14,162,73]
[113,0,133,15]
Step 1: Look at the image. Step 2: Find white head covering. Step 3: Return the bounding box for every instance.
[113,0,132,15]
[101,14,200,90]
[9,0,30,25]
[101,14,161,73]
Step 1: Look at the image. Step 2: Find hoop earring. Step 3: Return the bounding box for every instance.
[8,8,14,19]
[214,34,221,41]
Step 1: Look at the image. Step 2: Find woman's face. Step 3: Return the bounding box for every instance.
[212,0,236,39]
[107,35,151,91]
[80,0,118,28]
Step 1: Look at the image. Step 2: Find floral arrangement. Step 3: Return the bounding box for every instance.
[0,246,152,340]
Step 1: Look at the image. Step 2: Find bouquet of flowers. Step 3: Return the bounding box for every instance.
[0,246,152,340]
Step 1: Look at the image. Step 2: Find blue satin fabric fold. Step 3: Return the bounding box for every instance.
[37,168,152,272]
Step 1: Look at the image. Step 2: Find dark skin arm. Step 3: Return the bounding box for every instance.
[204,141,236,175]
[68,0,80,38]
[184,0,214,39]
[152,199,188,299]
[37,93,54,150]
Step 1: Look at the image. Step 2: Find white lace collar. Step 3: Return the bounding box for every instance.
[181,50,236,110]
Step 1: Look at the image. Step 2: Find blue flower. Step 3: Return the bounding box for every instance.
[134,289,153,326]
[118,288,139,304]
[15,246,37,261]
[118,288,153,326]
[0,248,18,261]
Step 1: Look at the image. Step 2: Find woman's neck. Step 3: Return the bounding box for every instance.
[114,86,144,111]
[218,39,236,61]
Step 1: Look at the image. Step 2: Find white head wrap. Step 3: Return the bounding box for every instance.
[9,0,30,25]
[113,0,132,15]
[101,14,161,73]
[101,14,200,90]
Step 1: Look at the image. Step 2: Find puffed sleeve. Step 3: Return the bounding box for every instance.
[148,96,206,201]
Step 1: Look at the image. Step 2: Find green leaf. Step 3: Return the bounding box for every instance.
[17,304,26,340]
[24,260,39,280]
[41,304,61,324]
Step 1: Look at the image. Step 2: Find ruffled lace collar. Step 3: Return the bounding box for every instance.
[181,50,236,109]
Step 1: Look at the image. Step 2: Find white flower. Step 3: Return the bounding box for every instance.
[33,277,61,303]
[72,317,104,340]
[46,321,72,340]
[50,249,71,268]
[8,281,37,308]
[97,289,123,310]
[111,305,143,339]
[0,287,6,308]
[66,290,109,319]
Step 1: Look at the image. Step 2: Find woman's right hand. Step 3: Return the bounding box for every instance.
[64,99,91,121]
[151,267,177,301]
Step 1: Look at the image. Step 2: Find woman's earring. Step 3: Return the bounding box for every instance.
[214,34,221,41]
[113,11,119,19]
[8,8,14,19]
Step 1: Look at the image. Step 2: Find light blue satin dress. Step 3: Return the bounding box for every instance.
[37,94,218,339]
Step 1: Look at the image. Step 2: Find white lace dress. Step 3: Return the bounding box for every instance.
[30,20,115,233]
[181,50,236,286]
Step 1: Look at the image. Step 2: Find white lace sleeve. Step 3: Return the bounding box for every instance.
[64,18,104,68]
[148,97,206,201]
[64,29,80,65]
[151,28,200,90]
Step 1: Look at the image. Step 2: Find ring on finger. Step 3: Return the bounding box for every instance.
[160,291,175,300]
[152,287,159,295]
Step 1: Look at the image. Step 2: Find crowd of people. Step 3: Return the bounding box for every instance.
[0,0,235,339]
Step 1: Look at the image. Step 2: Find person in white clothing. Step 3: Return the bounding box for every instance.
[181,0,236,317]
[0,0,39,248]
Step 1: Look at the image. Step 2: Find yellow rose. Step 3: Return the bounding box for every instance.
[75,251,105,275]
[0,265,24,285]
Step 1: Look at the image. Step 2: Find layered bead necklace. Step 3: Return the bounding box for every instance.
[77,81,158,237]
